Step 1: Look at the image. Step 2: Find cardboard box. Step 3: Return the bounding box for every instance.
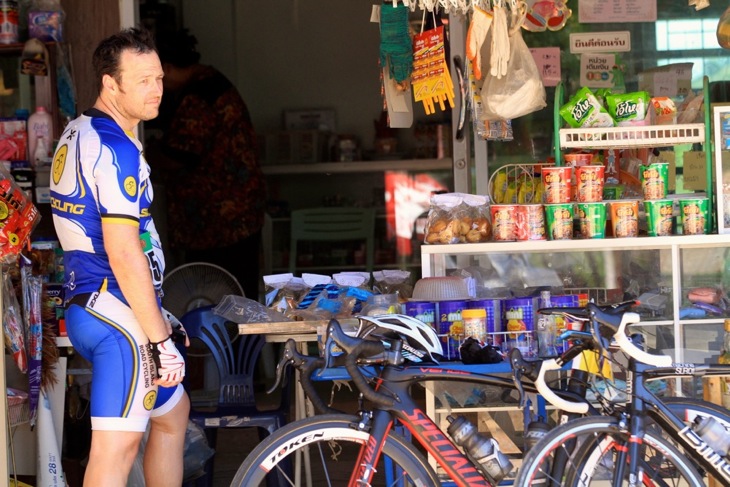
[638,63,693,98]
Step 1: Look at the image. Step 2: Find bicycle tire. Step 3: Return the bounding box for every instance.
[516,415,704,486]
[231,413,440,487]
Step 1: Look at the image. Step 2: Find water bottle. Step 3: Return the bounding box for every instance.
[524,420,551,485]
[537,291,558,357]
[446,415,513,483]
[693,416,730,457]
[27,106,52,166]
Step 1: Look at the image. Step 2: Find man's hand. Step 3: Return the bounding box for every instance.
[150,337,186,386]
[162,307,190,347]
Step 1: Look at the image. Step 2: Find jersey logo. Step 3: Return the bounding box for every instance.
[143,390,157,410]
[123,176,137,197]
[52,144,68,185]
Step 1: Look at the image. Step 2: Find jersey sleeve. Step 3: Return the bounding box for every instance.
[95,132,142,225]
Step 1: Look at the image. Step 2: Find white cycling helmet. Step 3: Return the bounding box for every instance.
[356,314,444,364]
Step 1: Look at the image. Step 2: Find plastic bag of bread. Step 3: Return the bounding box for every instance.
[424,193,491,244]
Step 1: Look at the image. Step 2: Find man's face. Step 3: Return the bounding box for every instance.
[113,50,164,123]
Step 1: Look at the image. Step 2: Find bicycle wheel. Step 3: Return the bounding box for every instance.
[231,414,440,487]
[516,416,704,486]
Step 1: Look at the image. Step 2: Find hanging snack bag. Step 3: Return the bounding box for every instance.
[0,166,40,262]
[559,87,614,129]
[605,91,651,127]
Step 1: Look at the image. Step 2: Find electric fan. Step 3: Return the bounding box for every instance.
[161,262,244,319]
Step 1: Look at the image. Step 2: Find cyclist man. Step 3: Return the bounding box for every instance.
[50,28,189,486]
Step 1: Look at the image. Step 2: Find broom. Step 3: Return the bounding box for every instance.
[40,282,59,392]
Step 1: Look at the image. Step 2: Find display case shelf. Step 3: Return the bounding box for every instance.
[261,158,452,175]
[559,123,705,149]
[421,234,730,365]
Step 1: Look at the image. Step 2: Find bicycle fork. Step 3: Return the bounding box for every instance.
[348,409,391,487]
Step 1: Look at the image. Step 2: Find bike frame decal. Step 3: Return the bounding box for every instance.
[402,408,490,486]
[259,428,369,472]
[678,424,730,482]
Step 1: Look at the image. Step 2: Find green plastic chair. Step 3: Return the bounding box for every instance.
[289,207,376,273]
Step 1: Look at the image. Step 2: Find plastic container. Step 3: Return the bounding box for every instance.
[437,300,466,360]
[412,276,470,301]
[462,308,487,342]
[502,297,535,355]
[27,106,52,166]
[468,299,501,346]
[361,294,401,316]
[0,0,18,45]
[404,301,436,329]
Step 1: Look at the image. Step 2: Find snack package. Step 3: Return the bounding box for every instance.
[0,165,40,262]
[677,91,704,124]
[423,193,490,244]
[559,87,615,129]
[605,91,651,126]
[372,269,413,300]
[651,97,677,125]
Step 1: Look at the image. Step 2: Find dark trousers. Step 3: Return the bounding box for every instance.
[184,231,262,301]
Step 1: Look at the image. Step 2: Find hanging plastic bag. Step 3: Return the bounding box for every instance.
[480,29,546,121]
[3,269,26,373]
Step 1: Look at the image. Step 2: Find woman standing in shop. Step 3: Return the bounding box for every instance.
[147,28,266,300]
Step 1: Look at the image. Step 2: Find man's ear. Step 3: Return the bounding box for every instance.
[102,73,118,94]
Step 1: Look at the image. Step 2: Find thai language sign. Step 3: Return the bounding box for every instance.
[569,31,631,54]
[579,0,656,23]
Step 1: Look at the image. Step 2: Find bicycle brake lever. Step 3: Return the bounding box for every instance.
[509,348,529,408]
[267,339,300,395]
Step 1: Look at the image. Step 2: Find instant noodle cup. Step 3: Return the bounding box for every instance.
[490,204,518,241]
[516,204,546,241]
[640,162,669,200]
[609,200,640,238]
[576,202,606,238]
[680,197,709,235]
[644,199,674,237]
[541,166,572,204]
[544,203,574,240]
[576,165,605,202]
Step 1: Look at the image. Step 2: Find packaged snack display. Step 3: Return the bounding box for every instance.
[559,87,614,129]
[0,165,39,261]
[605,91,651,126]
[651,97,677,125]
[424,193,491,244]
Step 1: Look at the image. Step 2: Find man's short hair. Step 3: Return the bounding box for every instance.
[92,27,157,94]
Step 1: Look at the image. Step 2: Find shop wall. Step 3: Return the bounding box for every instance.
[62,0,122,113]
[180,0,411,154]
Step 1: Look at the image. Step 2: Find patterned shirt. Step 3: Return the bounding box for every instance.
[50,109,165,300]
[157,66,266,250]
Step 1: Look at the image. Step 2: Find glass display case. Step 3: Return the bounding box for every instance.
[421,234,730,364]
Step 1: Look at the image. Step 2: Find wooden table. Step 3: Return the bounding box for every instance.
[238,319,357,487]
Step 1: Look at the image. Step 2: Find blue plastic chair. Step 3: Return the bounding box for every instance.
[180,305,291,486]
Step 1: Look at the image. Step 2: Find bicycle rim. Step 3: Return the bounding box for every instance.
[516,416,704,486]
[231,414,439,487]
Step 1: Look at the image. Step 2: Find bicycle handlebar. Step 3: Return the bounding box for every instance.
[587,303,672,367]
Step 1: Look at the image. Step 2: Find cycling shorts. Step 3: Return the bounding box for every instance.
[65,290,185,432]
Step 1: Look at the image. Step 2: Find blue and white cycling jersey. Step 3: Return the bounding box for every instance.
[50,108,165,300]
